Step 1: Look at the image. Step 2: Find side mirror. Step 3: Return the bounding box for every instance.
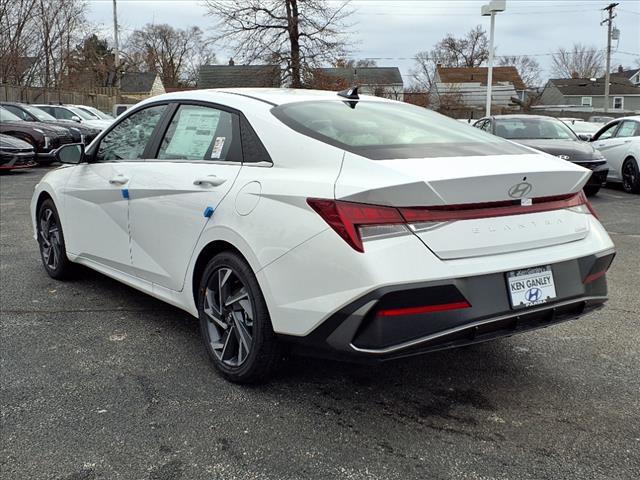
[55,143,85,164]
[71,115,81,122]
[578,133,592,141]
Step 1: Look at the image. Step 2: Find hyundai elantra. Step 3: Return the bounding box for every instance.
[31,88,615,383]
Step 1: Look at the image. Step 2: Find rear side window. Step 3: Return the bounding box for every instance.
[271,101,527,160]
[96,105,166,161]
[157,104,241,162]
[616,120,639,138]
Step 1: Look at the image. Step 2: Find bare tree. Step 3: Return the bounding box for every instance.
[124,24,215,88]
[551,43,604,78]
[203,0,353,87]
[411,25,489,91]
[498,55,541,87]
[332,58,377,68]
[0,0,87,89]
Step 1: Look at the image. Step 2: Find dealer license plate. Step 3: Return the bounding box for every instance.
[507,265,557,309]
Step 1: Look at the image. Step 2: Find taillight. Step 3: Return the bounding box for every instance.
[307,198,406,253]
[308,191,597,253]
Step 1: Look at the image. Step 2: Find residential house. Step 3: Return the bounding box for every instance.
[612,65,640,86]
[116,72,166,99]
[539,77,640,113]
[431,66,527,110]
[198,62,281,89]
[312,67,404,100]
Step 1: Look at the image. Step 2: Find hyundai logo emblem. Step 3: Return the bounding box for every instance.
[525,287,542,302]
[508,182,533,198]
[557,154,570,160]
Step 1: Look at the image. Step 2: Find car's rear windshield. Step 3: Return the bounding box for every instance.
[495,117,578,141]
[271,100,528,160]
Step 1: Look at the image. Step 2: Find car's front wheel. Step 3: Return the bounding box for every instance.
[621,157,640,193]
[198,252,281,383]
[37,198,73,279]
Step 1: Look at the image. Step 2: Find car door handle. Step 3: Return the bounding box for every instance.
[109,175,129,185]
[193,176,226,187]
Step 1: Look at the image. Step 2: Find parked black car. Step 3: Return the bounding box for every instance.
[0,134,36,171]
[474,115,609,196]
[0,106,74,164]
[0,102,101,145]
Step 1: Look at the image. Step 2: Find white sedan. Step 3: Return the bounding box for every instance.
[31,88,615,383]
[590,115,640,193]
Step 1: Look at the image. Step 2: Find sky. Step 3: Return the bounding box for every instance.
[86,0,640,86]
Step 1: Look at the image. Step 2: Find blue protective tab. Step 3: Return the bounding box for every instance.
[203,206,214,218]
[121,188,129,199]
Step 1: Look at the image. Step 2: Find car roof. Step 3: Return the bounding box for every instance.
[140,88,396,108]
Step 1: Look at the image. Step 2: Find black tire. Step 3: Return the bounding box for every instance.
[36,198,74,279]
[621,157,640,194]
[583,185,601,197]
[198,252,281,383]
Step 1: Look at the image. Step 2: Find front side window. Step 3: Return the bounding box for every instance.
[613,97,623,110]
[615,120,639,138]
[595,122,619,140]
[95,105,166,162]
[0,106,23,122]
[272,101,527,160]
[157,104,241,161]
[493,117,578,140]
[53,107,76,120]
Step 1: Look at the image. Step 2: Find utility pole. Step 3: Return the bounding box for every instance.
[112,0,120,101]
[601,3,618,113]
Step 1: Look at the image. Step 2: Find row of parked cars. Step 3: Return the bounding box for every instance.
[465,114,640,194]
[0,102,114,171]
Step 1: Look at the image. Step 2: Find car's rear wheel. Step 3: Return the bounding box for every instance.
[583,185,600,197]
[37,198,73,279]
[621,157,640,193]
[198,252,281,383]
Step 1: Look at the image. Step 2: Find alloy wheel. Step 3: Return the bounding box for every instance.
[203,267,254,367]
[622,159,638,192]
[38,207,61,271]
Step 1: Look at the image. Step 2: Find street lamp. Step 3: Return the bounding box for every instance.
[482,0,506,116]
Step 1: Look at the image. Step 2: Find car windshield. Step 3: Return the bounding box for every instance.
[272,101,528,159]
[24,105,57,121]
[494,117,578,140]
[0,106,23,122]
[68,106,95,120]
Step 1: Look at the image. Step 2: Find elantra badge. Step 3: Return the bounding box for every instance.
[508,182,533,199]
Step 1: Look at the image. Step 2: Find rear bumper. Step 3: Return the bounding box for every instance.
[280,249,615,361]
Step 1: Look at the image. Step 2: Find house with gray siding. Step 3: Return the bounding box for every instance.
[539,77,640,113]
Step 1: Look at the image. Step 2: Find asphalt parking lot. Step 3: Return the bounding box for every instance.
[1,166,639,480]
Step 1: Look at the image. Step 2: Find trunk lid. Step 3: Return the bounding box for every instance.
[335,152,593,259]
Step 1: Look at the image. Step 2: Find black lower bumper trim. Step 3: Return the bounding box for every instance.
[279,249,614,362]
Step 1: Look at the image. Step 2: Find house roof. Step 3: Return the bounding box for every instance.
[548,77,640,96]
[611,68,639,81]
[120,72,160,93]
[436,66,526,91]
[314,67,403,86]
[198,65,281,88]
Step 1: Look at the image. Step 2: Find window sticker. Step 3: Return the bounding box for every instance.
[163,108,220,159]
[210,136,226,159]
